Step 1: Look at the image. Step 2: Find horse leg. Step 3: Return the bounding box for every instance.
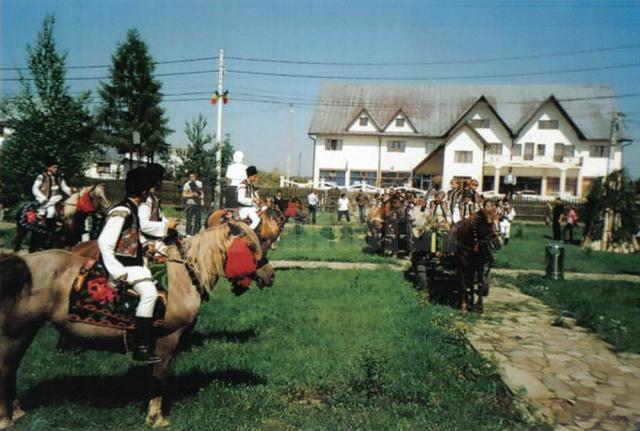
[144,329,184,428]
[12,226,26,253]
[0,334,38,429]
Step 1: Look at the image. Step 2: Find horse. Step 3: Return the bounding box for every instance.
[0,222,275,429]
[450,202,502,313]
[12,184,111,253]
[365,194,391,251]
[206,207,285,255]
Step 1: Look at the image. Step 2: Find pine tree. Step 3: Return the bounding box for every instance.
[97,29,172,164]
[0,15,95,206]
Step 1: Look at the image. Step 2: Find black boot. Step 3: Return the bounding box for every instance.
[132,317,161,365]
[504,237,509,245]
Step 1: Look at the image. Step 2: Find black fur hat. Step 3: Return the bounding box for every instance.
[246,165,258,176]
[125,167,149,197]
[45,156,59,167]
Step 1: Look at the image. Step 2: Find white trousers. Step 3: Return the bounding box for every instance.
[499,220,512,239]
[122,266,158,318]
[38,195,64,218]
[238,206,260,230]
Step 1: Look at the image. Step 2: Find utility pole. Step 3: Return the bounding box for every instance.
[297,152,302,178]
[214,49,225,209]
[606,111,619,180]
[286,103,293,180]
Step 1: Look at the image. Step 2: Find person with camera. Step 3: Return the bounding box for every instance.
[182,172,204,236]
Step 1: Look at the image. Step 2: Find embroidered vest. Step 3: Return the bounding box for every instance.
[39,172,62,199]
[112,199,143,267]
[431,201,448,223]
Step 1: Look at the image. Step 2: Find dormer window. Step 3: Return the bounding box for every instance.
[538,119,559,129]
[395,117,405,127]
[469,118,490,128]
[359,116,369,126]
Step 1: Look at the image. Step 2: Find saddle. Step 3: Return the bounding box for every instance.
[68,258,167,331]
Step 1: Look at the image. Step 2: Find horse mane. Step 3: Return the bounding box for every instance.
[63,185,101,219]
[185,222,262,290]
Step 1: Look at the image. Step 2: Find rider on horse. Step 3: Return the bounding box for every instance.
[32,157,72,225]
[236,165,261,231]
[139,163,178,257]
[97,167,161,365]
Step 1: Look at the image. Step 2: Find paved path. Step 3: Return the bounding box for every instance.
[467,285,640,431]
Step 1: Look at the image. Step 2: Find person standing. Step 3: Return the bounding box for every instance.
[552,198,565,241]
[182,172,204,236]
[498,198,516,245]
[97,167,161,364]
[446,179,462,223]
[564,206,578,244]
[337,193,350,222]
[237,166,261,230]
[503,168,517,199]
[307,190,319,224]
[457,191,477,221]
[355,191,370,223]
[274,190,287,213]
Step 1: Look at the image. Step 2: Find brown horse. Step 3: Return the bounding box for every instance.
[0,222,274,429]
[12,184,111,252]
[206,207,285,255]
[451,202,502,313]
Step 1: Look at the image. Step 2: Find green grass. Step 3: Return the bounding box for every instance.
[506,273,640,353]
[0,223,16,250]
[494,223,640,275]
[12,269,538,430]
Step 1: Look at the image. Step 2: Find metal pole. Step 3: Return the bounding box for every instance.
[214,48,225,209]
[286,103,293,180]
[606,111,618,179]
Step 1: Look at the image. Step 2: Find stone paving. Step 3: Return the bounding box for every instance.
[467,285,640,431]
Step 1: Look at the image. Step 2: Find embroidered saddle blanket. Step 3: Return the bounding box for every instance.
[68,259,167,331]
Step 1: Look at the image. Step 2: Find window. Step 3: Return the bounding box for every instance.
[524,142,534,161]
[319,170,346,186]
[380,171,411,188]
[538,119,559,129]
[547,177,560,194]
[469,118,490,128]
[454,151,473,164]
[425,141,437,153]
[324,139,343,151]
[590,145,609,158]
[395,117,405,127]
[565,145,576,158]
[350,171,377,186]
[387,140,406,153]
[96,162,111,175]
[536,144,546,157]
[512,143,522,157]
[554,143,564,163]
[485,144,503,155]
[358,116,369,126]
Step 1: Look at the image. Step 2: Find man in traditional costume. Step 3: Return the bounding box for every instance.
[237,166,261,230]
[458,191,477,221]
[139,164,177,256]
[498,198,516,245]
[32,157,72,222]
[446,179,462,223]
[97,167,161,364]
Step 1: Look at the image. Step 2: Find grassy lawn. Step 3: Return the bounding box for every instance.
[504,274,640,353]
[13,269,538,430]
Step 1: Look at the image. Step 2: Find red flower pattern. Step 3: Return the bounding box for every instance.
[87,278,116,304]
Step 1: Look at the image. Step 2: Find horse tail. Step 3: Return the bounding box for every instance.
[0,253,32,303]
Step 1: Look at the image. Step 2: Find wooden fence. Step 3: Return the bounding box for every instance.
[89,179,585,222]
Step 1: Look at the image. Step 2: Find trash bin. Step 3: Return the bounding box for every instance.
[545,243,565,280]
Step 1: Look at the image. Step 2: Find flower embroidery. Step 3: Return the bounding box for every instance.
[87,278,116,304]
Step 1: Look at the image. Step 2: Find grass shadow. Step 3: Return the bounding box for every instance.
[21,367,266,411]
[179,328,258,350]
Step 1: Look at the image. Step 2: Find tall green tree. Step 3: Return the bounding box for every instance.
[0,15,95,206]
[180,114,233,205]
[97,28,172,163]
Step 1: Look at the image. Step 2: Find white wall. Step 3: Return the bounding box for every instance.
[312,134,440,185]
[442,127,484,191]
[383,112,416,134]
[347,112,379,133]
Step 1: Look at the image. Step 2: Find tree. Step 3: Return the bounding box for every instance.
[180,114,233,206]
[0,15,95,206]
[97,29,172,164]
[582,170,639,253]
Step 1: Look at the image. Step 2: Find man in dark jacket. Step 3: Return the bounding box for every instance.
[355,191,370,223]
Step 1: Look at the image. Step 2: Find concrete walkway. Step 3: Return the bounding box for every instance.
[467,285,640,431]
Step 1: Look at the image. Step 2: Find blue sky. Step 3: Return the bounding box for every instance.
[3,0,640,178]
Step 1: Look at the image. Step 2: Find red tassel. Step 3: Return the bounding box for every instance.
[472,243,480,253]
[77,191,96,214]
[225,238,257,282]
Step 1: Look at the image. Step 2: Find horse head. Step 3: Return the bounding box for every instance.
[476,202,502,251]
[257,207,285,252]
[90,184,111,211]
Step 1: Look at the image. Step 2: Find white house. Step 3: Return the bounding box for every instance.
[308,84,631,197]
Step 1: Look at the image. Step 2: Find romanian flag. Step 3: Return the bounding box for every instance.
[210,90,229,105]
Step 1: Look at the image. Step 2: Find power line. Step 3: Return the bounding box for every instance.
[226,62,640,81]
[226,44,640,67]
[1,69,218,82]
[3,43,639,71]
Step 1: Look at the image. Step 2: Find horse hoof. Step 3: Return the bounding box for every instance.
[146,415,170,428]
[11,404,25,422]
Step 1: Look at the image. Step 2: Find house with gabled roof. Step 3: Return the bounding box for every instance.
[308,84,631,197]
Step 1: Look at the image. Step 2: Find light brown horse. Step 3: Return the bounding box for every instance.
[0,222,274,429]
[13,184,111,252]
[451,202,502,313]
[206,207,285,255]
